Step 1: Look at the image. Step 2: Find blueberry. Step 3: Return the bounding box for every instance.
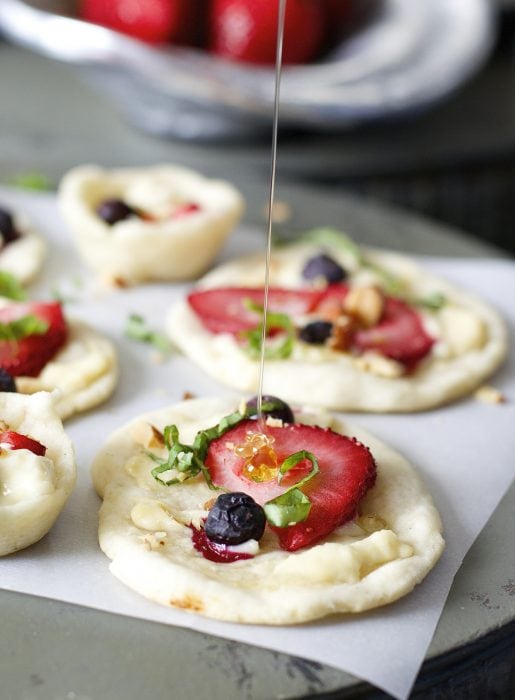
[299,321,333,344]
[204,492,266,545]
[96,198,136,226]
[302,254,346,284]
[0,207,21,245]
[245,395,294,424]
[0,369,16,393]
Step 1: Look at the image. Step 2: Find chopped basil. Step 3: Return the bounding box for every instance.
[263,489,312,528]
[0,314,48,342]
[125,313,172,353]
[414,291,447,311]
[264,450,319,528]
[0,271,26,301]
[8,171,53,191]
[297,227,365,264]
[150,410,247,489]
[241,299,295,360]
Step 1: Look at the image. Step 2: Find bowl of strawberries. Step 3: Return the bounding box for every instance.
[0,0,495,139]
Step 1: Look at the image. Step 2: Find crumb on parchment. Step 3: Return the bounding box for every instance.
[474,385,506,405]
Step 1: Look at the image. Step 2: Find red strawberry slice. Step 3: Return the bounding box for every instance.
[313,283,349,321]
[188,287,325,334]
[209,0,328,65]
[172,202,201,219]
[80,0,200,45]
[353,297,434,368]
[206,419,376,552]
[0,430,46,457]
[0,302,68,378]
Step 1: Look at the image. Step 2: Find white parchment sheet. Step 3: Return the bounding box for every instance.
[0,189,514,700]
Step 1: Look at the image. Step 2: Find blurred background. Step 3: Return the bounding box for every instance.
[0,0,514,254]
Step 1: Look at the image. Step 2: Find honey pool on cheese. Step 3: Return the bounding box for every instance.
[91,397,444,625]
[58,165,245,285]
[167,242,507,412]
[0,392,76,556]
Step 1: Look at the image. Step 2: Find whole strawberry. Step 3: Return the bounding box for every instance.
[80,0,201,45]
[209,0,328,65]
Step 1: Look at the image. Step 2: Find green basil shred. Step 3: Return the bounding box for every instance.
[0,271,26,301]
[0,315,48,342]
[125,313,172,353]
[241,299,295,360]
[150,410,246,489]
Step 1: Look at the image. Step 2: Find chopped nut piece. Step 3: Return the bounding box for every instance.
[175,509,208,529]
[265,416,284,428]
[204,497,217,511]
[101,273,129,289]
[182,391,196,400]
[263,199,292,224]
[138,532,167,551]
[474,385,506,405]
[354,352,404,378]
[0,420,9,432]
[131,421,165,449]
[328,314,356,352]
[344,286,384,328]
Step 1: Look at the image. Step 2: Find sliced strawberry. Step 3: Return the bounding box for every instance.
[80,0,200,45]
[172,202,201,219]
[187,287,325,334]
[0,302,68,378]
[209,0,328,65]
[206,420,376,552]
[0,430,46,457]
[353,297,434,368]
[313,283,349,321]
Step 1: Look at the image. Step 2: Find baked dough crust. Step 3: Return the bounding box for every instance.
[0,214,46,285]
[167,244,507,412]
[0,392,76,556]
[16,319,118,420]
[92,397,444,624]
[58,165,245,285]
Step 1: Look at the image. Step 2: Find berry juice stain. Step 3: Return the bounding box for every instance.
[190,526,254,564]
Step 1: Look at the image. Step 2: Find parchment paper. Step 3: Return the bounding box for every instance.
[0,189,513,700]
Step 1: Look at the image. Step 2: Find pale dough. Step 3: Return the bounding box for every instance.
[0,214,46,285]
[0,392,76,556]
[16,319,118,420]
[58,165,245,284]
[92,397,444,624]
[167,243,508,412]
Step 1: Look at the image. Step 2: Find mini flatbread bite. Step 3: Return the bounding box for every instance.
[58,164,245,285]
[0,391,76,556]
[92,396,444,625]
[167,235,507,412]
[0,299,118,420]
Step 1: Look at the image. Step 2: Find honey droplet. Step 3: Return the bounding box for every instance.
[234,431,279,483]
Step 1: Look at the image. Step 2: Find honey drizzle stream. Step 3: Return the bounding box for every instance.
[256,0,287,426]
